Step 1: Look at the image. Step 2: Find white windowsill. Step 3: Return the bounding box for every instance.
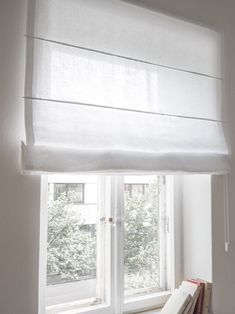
[138,309,162,314]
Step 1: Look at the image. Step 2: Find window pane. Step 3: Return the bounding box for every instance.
[53,183,67,201]
[124,176,166,298]
[53,183,84,203]
[46,176,104,310]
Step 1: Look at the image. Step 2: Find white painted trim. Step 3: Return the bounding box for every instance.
[165,176,173,291]
[124,291,171,313]
[171,176,183,288]
[38,175,48,314]
[48,303,112,314]
[48,175,98,184]
[39,175,180,314]
[96,176,108,303]
[159,176,167,290]
[139,309,162,314]
[111,176,125,314]
[103,176,113,310]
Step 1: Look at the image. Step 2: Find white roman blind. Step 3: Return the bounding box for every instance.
[22,0,229,174]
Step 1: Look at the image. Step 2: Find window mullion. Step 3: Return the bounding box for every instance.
[159,176,167,291]
[111,176,124,314]
[96,176,108,304]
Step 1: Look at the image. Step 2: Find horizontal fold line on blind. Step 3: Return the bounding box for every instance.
[25,34,222,81]
[24,96,223,123]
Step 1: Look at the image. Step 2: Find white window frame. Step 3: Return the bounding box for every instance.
[40,176,112,314]
[39,175,182,314]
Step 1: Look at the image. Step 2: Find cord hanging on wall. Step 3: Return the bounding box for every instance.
[224,174,230,252]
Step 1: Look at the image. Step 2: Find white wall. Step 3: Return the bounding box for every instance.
[0,0,235,313]
[0,0,41,313]
[181,175,212,282]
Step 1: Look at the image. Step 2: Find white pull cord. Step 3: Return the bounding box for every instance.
[224,174,230,252]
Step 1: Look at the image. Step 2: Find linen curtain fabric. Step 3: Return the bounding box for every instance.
[22,0,229,174]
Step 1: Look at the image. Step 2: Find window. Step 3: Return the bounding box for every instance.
[40,175,176,314]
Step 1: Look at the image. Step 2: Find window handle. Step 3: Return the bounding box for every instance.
[108,217,113,223]
[100,217,114,224]
[100,217,106,223]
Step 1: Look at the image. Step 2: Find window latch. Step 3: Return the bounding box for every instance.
[100,217,114,224]
[162,215,170,233]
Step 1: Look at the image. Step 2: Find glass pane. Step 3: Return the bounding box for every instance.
[53,183,67,201]
[124,176,166,298]
[46,176,104,310]
[53,183,84,203]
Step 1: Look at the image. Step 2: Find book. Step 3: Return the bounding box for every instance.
[161,288,192,314]
[161,279,212,314]
[183,289,201,314]
[187,278,212,314]
[196,279,212,314]
[188,279,205,314]
[180,281,201,314]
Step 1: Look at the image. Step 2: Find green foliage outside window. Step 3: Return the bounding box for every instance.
[47,192,96,284]
[47,178,163,292]
[124,178,162,293]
